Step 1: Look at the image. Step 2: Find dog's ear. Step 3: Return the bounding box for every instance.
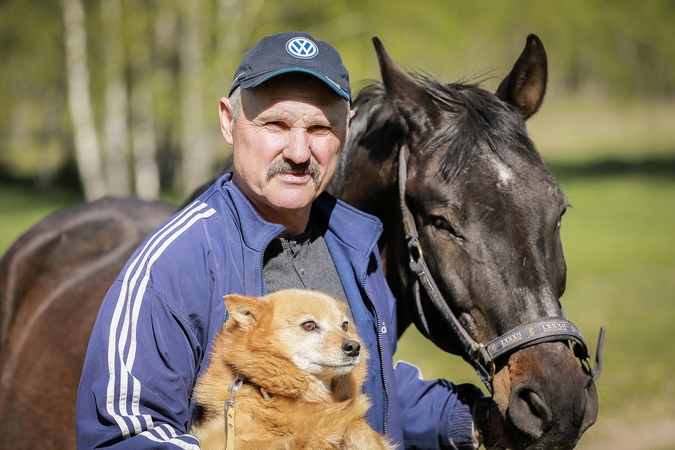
[223,294,270,332]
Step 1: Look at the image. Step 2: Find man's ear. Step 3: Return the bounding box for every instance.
[219,97,235,145]
[344,108,356,142]
[224,294,269,332]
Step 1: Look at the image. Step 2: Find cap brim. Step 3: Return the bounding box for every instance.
[239,68,351,102]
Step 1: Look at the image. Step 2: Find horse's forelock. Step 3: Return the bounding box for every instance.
[349,74,543,185]
[415,75,543,183]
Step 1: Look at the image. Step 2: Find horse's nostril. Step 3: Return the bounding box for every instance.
[508,385,553,439]
[342,340,361,357]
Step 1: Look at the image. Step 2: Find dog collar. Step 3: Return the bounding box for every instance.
[224,374,244,450]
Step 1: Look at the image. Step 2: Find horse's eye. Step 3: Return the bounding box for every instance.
[556,207,568,230]
[342,321,349,332]
[430,215,462,239]
[301,321,317,332]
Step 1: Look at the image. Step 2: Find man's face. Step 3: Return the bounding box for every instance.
[220,74,353,229]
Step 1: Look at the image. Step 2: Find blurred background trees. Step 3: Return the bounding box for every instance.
[1,0,674,200]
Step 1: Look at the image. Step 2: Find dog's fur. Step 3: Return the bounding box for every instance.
[190,289,394,450]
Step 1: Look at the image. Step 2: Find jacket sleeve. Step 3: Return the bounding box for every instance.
[393,360,483,450]
[76,279,203,449]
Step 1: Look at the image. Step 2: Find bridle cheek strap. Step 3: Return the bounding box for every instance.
[397,144,605,393]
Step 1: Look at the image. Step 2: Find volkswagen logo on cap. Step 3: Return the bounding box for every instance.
[286,37,318,59]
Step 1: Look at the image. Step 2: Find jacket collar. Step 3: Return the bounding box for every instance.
[214,173,284,252]
[213,172,382,260]
[312,194,381,253]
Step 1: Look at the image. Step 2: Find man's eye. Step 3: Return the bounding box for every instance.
[309,125,331,135]
[266,121,285,129]
[301,321,317,331]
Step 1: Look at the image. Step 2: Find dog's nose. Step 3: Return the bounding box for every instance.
[342,340,361,357]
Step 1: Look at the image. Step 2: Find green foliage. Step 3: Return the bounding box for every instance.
[329,0,675,97]
[0,0,69,182]
[1,0,675,190]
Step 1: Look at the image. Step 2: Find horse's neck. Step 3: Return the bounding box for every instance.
[330,102,400,212]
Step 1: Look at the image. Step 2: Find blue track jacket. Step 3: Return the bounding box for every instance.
[76,173,482,449]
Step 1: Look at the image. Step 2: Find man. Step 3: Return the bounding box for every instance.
[77,31,488,449]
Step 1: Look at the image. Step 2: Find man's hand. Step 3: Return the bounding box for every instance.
[473,396,510,449]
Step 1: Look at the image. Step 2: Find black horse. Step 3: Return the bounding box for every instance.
[0,35,599,449]
[327,35,600,449]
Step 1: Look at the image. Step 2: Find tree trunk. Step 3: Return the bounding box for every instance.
[130,45,160,200]
[178,0,210,196]
[217,0,265,67]
[61,0,106,200]
[194,0,265,177]
[101,0,131,196]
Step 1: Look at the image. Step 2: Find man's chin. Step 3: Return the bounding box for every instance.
[267,179,323,205]
[266,190,319,212]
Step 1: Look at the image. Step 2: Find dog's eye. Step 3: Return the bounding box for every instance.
[342,321,349,332]
[301,321,317,332]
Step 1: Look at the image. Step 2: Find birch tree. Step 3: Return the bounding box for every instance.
[130,32,160,200]
[61,0,106,200]
[215,0,266,79]
[101,0,130,196]
[178,0,210,195]
[126,0,160,200]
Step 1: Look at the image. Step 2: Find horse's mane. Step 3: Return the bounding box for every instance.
[347,74,544,183]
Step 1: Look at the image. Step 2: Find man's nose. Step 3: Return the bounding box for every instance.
[282,128,311,163]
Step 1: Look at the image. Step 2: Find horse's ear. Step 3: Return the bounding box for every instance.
[224,294,270,332]
[372,37,440,135]
[496,34,547,120]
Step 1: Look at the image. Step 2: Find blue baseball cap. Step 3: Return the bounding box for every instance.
[229,31,351,102]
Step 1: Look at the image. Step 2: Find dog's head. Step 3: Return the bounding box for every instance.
[224,289,363,381]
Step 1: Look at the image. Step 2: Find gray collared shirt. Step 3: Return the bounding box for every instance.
[263,216,350,315]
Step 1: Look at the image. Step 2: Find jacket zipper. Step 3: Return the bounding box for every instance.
[258,227,284,295]
[361,228,389,437]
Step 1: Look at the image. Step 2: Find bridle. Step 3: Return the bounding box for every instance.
[397,144,605,393]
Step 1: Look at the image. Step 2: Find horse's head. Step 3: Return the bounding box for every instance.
[367,36,598,449]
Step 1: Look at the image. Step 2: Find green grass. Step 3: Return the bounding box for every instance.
[561,176,675,406]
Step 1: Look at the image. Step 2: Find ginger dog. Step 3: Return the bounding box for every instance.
[190,289,394,450]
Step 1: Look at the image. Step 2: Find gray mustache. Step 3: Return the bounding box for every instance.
[266,160,321,188]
